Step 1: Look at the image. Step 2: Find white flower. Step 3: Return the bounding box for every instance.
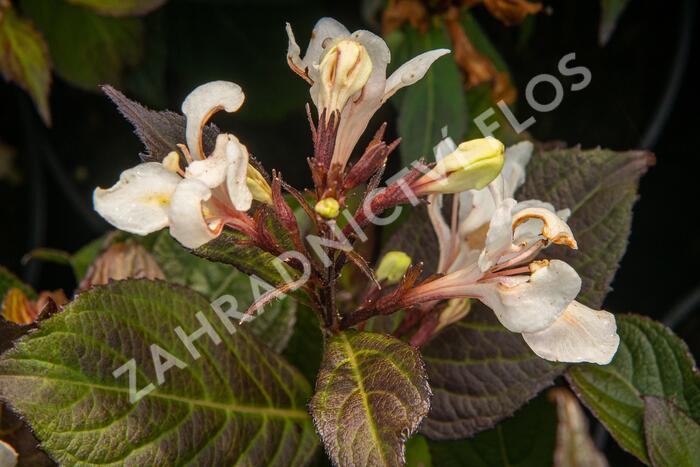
[94,81,254,249]
[286,17,450,170]
[416,137,619,365]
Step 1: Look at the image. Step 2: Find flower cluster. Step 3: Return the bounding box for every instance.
[93,17,619,366]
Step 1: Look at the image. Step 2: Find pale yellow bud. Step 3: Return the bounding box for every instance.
[162,151,181,173]
[318,39,372,114]
[376,251,412,285]
[246,165,272,205]
[314,197,340,219]
[415,137,505,195]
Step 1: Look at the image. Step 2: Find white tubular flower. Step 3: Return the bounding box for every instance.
[94,81,255,249]
[286,17,449,170]
[417,136,620,365]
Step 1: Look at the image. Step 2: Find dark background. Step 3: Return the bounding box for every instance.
[0,1,697,464]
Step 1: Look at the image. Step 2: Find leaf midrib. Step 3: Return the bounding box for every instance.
[1,372,309,420]
[340,333,391,467]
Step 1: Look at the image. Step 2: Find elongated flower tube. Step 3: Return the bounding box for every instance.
[286,17,450,170]
[94,81,256,249]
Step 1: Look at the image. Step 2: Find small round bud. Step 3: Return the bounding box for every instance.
[315,197,340,219]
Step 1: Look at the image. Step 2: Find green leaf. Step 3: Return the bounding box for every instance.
[421,303,562,439]
[0,280,318,465]
[394,23,466,165]
[0,5,51,124]
[519,147,652,308]
[644,397,700,467]
[599,0,632,45]
[151,231,297,353]
[567,314,700,464]
[195,228,300,289]
[21,0,143,91]
[310,331,431,466]
[65,0,166,17]
[428,395,557,467]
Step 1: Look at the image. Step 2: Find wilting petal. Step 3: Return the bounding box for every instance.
[513,205,577,249]
[383,49,450,102]
[285,22,307,81]
[94,163,181,235]
[79,242,165,291]
[168,179,220,249]
[478,198,517,271]
[522,301,619,364]
[182,81,245,160]
[474,259,581,333]
[287,18,350,102]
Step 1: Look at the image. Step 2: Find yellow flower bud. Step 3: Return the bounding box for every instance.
[315,197,340,219]
[376,251,412,285]
[246,165,272,205]
[318,39,373,114]
[162,151,181,173]
[415,137,505,195]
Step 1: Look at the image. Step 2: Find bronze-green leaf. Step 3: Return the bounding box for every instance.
[0,280,318,465]
[421,303,562,439]
[0,5,51,124]
[311,331,431,466]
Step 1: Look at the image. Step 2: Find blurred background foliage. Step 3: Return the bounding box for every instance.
[0,0,697,463]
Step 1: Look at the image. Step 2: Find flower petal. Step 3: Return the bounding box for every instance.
[185,134,229,188]
[513,205,578,249]
[458,141,533,237]
[222,135,252,211]
[168,178,220,249]
[285,22,307,81]
[475,259,581,333]
[330,29,391,169]
[181,81,244,160]
[94,162,181,235]
[383,49,450,103]
[501,141,532,197]
[303,18,350,71]
[478,198,517,271]
[522,301,620,364]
